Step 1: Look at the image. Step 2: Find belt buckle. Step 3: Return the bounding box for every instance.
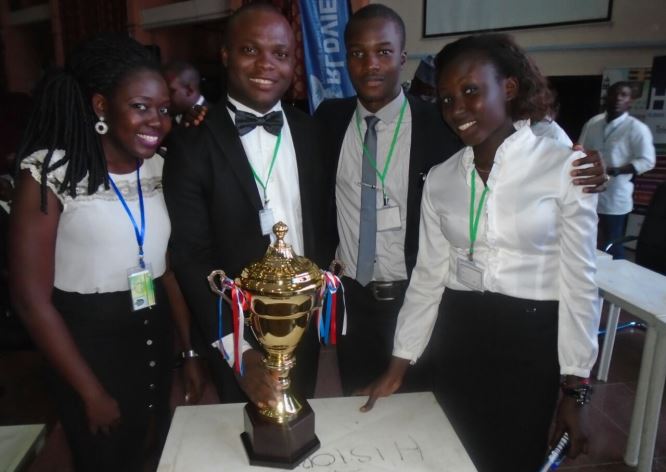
[370,281,397,302]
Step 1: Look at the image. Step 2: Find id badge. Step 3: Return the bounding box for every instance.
[127,263,156,311]
[456,257,484,292]
[377,205,402,232]
[259,208,275,236]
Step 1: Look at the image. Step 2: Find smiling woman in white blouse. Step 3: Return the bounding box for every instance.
[8,35,203,472]
[360,34,601,472]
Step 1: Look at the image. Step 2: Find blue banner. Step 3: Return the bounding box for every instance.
[299,0,355,113]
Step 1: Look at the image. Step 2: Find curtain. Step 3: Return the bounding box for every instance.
[59,0,128,54]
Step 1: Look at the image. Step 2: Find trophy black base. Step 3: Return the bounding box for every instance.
[240,401,320,469]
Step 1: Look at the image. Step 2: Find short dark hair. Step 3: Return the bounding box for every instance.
[344,4,406,50]
[434,34,553,122]
[163,61,200,88]
[17,33,160,211]
[608,81,632,96]
[223,2,286,48]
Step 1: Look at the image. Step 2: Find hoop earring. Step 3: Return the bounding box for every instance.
[94,116,109,135]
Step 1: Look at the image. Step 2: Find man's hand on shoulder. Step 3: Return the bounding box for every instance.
[182,104,208,128]
[571,145,608,193]
[238,349,280,409]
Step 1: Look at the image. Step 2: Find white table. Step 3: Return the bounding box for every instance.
[158,392,477,471]
[595,249,613,262]
[0,424,46,472]
[594,259,666,471]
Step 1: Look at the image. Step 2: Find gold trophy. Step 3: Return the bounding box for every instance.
[208,222,323,469]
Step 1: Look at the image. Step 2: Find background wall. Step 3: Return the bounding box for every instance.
[377,0,666,81]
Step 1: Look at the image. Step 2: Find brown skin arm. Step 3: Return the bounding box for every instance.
[357,356,411,412]
[8,171,120,434]
[238,349,280,409]
[550,375,590,458]
[571,146,608,193]
[163,254,205,404]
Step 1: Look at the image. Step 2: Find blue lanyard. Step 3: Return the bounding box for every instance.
[109,161,146,268]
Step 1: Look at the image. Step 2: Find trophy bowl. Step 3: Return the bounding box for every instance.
[208,222,323,469]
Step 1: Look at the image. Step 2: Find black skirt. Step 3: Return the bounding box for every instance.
[432,288,560,472]
[48,278,173,472]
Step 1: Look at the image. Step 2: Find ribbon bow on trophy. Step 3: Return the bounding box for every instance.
[228,102,284,136]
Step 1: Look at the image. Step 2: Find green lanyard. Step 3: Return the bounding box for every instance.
[355,97,408,205]
[247,131,282,207]
[468,169,489,261]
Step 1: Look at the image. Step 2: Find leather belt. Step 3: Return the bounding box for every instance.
[366,280,409,302]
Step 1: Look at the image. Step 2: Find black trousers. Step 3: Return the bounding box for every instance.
[49,280,173,472]
[433,289,560,472]
[337,277,432,396]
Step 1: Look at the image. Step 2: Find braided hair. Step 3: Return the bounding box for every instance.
[434,34,554,123]
[16,33,160,212]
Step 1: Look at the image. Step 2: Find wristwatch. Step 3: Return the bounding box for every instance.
[561,381,592,406]
[180,349,199,360]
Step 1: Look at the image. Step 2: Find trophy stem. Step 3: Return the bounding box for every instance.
[260,354,302,423]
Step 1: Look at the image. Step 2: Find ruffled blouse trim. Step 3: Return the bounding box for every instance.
[20,149,164,206]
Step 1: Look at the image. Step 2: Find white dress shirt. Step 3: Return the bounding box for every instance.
[393,122,600,378]
[219,97,304,365]
[579,112,656,215]
[336,90,412,281]
[531,118,573,146]
[227,96,304,254]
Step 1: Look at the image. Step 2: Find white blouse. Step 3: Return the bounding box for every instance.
[22,150,170,294]
[393,122,601,378]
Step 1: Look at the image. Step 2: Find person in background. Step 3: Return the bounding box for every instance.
[9,34,202,472]
[361,33,601,472]
[162,60,209,127]
[579,81,656,259]
[408,54,437,103]
[164,3,332,408]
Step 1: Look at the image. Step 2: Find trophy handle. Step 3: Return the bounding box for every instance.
[207,269,228,296]
[207,269,243,309]
[328,259,345,277]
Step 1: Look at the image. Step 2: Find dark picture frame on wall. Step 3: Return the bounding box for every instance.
[423,0,613,38]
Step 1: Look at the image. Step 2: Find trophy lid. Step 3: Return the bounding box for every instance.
[237,222,323,296]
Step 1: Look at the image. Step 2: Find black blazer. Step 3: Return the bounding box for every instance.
[314,94,461,278]
[163,101,333,345]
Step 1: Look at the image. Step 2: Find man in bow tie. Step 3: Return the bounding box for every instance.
[163,3,333,407]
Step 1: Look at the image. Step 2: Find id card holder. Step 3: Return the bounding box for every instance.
[377,205,402,232]
[456,257,484,292]
[259,208,275,236]
[127,263,156,312]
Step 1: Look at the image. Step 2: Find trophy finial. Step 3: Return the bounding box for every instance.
[273,221,288,242]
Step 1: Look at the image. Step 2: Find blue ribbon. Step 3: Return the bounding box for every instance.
[108,161,146,268]
[217,294,230,361]
[321,290,333,344]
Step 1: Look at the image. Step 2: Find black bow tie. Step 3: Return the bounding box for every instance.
[227,102,284,136]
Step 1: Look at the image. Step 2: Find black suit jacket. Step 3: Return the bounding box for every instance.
[163,101,332,399]
[314,94,461,278]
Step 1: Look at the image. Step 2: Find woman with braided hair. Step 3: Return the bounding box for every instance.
[9,34,202,471]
